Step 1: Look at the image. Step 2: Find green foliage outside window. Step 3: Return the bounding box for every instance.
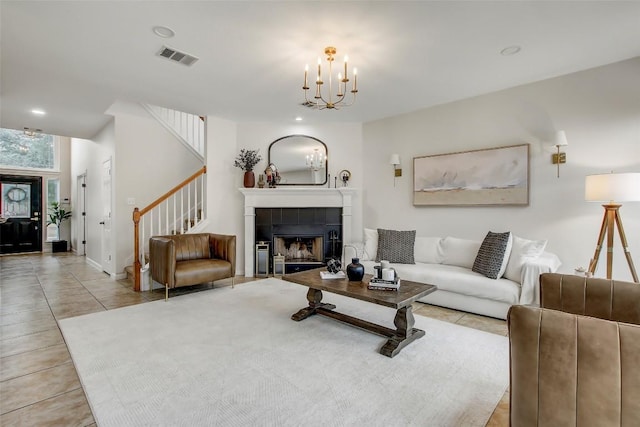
[0,128,55,169]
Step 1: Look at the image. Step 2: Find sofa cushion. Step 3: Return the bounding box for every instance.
[414,237,443,264]
[360,260,520,304]
[174,259,231,287]
[376,229,416,264]
[440,237,481,269]
[362,228,378,261]
[504,236,547,283]
[472,231,513,279]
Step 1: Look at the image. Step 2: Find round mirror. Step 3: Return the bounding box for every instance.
[268,135,328,185]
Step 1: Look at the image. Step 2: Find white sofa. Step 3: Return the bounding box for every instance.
[344,230,561,319]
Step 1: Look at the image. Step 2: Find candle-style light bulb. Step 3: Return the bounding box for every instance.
[353,68,358,92]
[304,64,309,88]
[344,55,348,80]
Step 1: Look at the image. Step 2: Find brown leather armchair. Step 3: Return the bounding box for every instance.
[149,233,236,300]
[508,273,640,427]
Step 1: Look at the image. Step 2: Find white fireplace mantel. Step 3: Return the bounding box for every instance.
[239,187,358,277]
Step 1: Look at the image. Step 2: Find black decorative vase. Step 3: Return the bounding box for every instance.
[346,257,365,282]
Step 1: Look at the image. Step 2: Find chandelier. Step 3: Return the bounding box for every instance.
[303,46,358,110]
[23,127,42,138]
[306,149,325,171]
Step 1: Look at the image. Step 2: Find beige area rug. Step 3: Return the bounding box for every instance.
[59,278,509,427]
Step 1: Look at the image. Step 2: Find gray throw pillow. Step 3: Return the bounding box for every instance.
[472,231,511,279]
[376,229,416,264]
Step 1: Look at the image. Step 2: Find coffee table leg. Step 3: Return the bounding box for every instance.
[380,305,425,358]
[291,288,337,321]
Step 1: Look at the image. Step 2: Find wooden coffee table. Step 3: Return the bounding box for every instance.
[283,268,437,358]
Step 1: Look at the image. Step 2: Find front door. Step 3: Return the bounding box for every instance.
[0,175,43,254]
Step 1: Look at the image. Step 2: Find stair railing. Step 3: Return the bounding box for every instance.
[132,166,207,291]
[142,104,206,159]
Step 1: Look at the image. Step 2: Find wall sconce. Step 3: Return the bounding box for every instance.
[390,154,402,187]
[551,130,568,178]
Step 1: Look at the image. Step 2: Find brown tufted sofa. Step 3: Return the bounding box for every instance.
[149,233,236,300]
[508,273,640,426]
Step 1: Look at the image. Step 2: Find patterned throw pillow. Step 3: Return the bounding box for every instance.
[472,231,512,279]
[375,229,416,264]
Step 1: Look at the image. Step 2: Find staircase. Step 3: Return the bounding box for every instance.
[124,104,209,291]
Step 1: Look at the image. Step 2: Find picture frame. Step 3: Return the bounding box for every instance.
[413,144,529,206]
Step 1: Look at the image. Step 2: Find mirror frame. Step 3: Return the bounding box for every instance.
[267,135,328,186]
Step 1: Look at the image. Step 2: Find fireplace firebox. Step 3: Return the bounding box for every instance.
[255,207,342,274]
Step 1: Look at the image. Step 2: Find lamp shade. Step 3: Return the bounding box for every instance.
[554,130,568,147]
[389,154,400,165]
[585,173,640,202]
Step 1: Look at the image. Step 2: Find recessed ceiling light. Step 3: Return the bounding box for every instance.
[500,45,521,56]
[153,26,175,38]
[295,116,303,121]
[31,109,46,115]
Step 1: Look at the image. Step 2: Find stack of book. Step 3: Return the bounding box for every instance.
[367,277,401,291]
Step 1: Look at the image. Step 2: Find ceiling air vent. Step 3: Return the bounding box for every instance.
[157,45,199,66]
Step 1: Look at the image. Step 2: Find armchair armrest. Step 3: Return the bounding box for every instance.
[518,252,561,305]
[209,234,236,277]
[540,273,640,324]
[149,237,176,287]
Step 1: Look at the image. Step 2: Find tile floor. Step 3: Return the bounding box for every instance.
[1,253,508,426]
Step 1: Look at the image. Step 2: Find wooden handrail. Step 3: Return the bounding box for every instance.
[132,165,207,291]
[138,166,206,216]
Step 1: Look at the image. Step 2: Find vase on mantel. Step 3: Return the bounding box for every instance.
[346,257,365,282]
[244,171,255,188]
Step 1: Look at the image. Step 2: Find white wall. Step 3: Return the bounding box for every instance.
[363,57,640,282]
[206,121,364,275]
[71,120,116,269]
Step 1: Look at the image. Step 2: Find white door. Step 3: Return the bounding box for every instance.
[101,159,113,274]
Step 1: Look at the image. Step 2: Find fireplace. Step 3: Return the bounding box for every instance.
[239,187,357,277]
[256,207,341,273]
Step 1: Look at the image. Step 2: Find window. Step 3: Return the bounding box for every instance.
[46,178,60,241]
[0,128,57,171]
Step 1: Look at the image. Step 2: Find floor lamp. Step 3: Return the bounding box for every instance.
[586,172,640,283]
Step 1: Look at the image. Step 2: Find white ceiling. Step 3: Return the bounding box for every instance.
[2,1,639,140]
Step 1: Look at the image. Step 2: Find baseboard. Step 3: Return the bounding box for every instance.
[85,256,102,271]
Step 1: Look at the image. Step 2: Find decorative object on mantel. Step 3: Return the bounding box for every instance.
[234,149,262,188]
[302,46,358,110]
[264,163,280,188]
[258,174,265,188]
[551,130,568,178]
[346,257,364,282]
[585,172,640,282]
[414,144,529,206]
[339,170,351,187]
